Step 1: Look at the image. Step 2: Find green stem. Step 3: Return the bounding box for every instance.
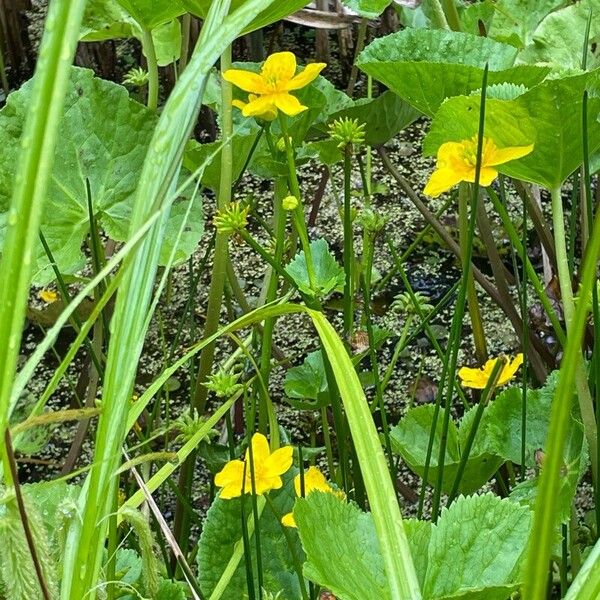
[343,145,354,337]
[280,117,316,291]
[441,0,462,30]
[551,185,598,482]
[256,178,287,432]
[141,28,159,110]
[459,183,487,364]
[175,44,234,558]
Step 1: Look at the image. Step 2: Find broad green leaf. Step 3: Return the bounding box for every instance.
[184,133,259,191]
[482,371,559,467]
[0,67,155,283]
[342,0,391,19]
[152,19,182,67]
[0,67,202,284]
[328,90,421,146]
[488,0,567,48]
[423,71,600,189]
[294,492,391,600]
[81,1,181,66]
[424,494,532,599]
[357,28,549,116]
[296,491,532,600]
[509,420,587,524]
[284,350,328,401]
[115,549,142,587]
[80,0,136,40]
[518,0,600,69]
[196,471,305,599]
[286,239,345,298]
[115,0,185,30]
[390,405,502,494]
[158,192,203,265]
[181,0,310,34]
[459,0,495,37]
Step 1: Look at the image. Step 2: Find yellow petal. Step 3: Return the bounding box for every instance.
[215,459,245,498]
[242,94,279,120]
[458,366,488,389]
[281,512,297,528]
[261,51,297,87]
[487,144,534,167]
[294,466,328,496]
[286,63,326,91]
[223,69,267,94]
[265,445,293,478]
[247,432,270,465]
[436,141,467,169]
[498,353,524,385]
[474,166,499,187]
[232,99,247,111]
[423,167,466,197]
[272,92,307,116]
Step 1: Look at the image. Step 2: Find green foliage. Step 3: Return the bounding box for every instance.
[286,239,345,298]
[423,71,600,188]
[295,492,391,600]
[487,0,567,48]
[327,90,421,146]
[518,0,600,69]
[196,471,305,599]
[81,0,183,66]
[181,0,311,34]
[114,0,185,30]
[284,350,330,410]
[295,491,532,600]
[390,405,503,494]
[422,493,531,599]
[0,67,203,284]
[357,28,549,116]
[341,0,391,19]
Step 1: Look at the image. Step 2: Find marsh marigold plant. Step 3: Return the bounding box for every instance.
[458,353,524,389]
[223,51,326,120]
[424,136,533,197]
[214,432,293,499]
[281,466,345,527]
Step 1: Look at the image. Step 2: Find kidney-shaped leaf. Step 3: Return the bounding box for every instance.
[390,405,503,495]
[342,0,391,19]
[357,28,549,116]
[0,67,202,284]
[115,0,185,30]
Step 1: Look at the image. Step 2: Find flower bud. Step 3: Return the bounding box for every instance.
[282,195,299,211]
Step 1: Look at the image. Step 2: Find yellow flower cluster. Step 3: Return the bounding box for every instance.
[224,51,326,121]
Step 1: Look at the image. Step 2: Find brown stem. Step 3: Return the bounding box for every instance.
[4,429,52,600]
[378,146,550,381]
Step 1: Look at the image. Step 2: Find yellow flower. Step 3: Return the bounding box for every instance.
[424,136,533,197]
[224,51,326,120]
[214,433,293,499]
[282,466,344,528]
[458,353,524,389]
[39,289,58,304]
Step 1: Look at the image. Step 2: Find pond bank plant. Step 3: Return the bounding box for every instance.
[0,1,600,599]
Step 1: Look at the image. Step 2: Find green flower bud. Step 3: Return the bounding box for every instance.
[328,117,366,149]
[213,201,250,235]
[282,195,299,211]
